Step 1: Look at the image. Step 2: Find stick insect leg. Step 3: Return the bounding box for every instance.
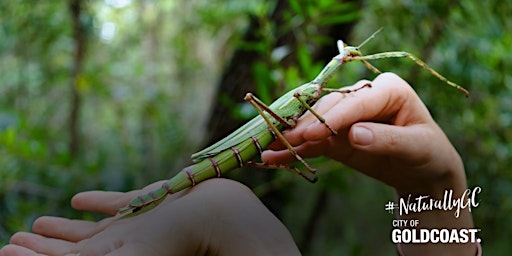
[293,91,337,136]
[245,161,317,183]
[244,93,317,175]
[361,60,381,74]
[350,52,469,97]
[293,83,372,136]
[321,82,372,94]
[246,93,295,129]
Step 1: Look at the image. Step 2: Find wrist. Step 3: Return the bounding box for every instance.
[396,145,467,197]
[394,159,473,228]
[392,160,478,256]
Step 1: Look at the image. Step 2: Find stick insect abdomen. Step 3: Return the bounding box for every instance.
[118,127,277,216]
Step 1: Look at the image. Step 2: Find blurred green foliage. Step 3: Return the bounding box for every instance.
[1,0,510,255]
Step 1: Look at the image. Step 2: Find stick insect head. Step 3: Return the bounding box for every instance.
[337,40,362,57]
[337,28,384,57]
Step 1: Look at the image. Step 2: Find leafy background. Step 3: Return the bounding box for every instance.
[1,0,510,255]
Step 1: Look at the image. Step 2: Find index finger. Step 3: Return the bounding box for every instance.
[302,72,433,141]
[71,180,166,216]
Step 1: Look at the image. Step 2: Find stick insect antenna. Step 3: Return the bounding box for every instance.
[358,27,384,49]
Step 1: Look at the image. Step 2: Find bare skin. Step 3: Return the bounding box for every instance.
[1,73,476,255]
[263,73,475,255]
[1,179,300,256]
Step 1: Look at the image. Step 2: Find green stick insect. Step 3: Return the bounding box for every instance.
[118,29,469,217]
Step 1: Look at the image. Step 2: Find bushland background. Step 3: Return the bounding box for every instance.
[1,0,510,254]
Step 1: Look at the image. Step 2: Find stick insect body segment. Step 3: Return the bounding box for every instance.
[118,48,362,216]
[118,30,469,217]
[120,126,277,215]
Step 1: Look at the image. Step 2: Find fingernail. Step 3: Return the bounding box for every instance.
[352,126,373,146]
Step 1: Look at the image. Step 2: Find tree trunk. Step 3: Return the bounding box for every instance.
[205,0,361,145]
[68,0,87,157]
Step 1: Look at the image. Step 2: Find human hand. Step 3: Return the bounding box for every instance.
[1,179,300,256]
[262,72,476,255]
[263,72,466,196]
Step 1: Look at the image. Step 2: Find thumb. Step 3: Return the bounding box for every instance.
[349,122,430,160]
